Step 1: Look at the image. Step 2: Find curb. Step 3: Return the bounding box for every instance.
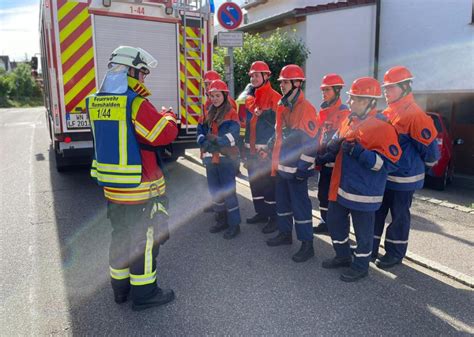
[183,151,474,288]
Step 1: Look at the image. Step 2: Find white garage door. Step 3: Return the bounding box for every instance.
[92,15,179,114]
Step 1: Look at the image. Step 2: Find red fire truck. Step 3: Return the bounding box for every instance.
[39,0,214,170]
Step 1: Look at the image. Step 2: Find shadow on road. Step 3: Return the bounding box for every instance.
[47,155,474,335]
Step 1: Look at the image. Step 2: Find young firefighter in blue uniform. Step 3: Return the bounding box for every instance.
[373,66,439,269]
[313,74,350,234]
[320,77,401,282]
[87,46,178,310]
[197,80,242,239]
[244,61,281,234]
[266,65,320,263]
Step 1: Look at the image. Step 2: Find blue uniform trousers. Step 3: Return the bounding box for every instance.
[247,155,276,217]
[373,189,414,259]
[317,166,332,222]
[275,175,313,241]
[327,201,374,272]
[206,161,241,227]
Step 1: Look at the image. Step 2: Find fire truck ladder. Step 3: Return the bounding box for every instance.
[181,0,206,135]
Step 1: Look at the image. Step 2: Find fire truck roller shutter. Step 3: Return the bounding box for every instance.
[93,15,179,114]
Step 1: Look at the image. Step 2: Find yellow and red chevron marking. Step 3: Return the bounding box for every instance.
[57,0,96,113]
[179,26,205,126]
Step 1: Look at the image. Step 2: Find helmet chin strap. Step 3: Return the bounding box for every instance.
[255,73,268,89]
[360,98,376,118]
[327,86,342,106]
[391,81,412,103]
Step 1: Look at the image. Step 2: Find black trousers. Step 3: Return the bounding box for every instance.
[317,166,332,222]
[108,199,164,300]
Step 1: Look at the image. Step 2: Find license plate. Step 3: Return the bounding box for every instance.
[66,112,90,129]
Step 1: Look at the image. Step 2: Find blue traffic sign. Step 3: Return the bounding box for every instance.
[217,2,243,30]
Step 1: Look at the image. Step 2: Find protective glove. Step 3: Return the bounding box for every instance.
[342,141,364,158]
[295,172,306,181]
[247,84,256,97]
[327,138,344,155]
[206,134,218,142]
[258,149,268,160]
[315,153,331,166]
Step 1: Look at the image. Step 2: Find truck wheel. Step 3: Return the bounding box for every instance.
[432,168,447,191]
[55,151,67,172]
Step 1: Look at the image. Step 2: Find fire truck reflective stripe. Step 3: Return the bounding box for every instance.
[130,270,157,286]
[110,267,130,280]
[332,237,349,244]
[179,25,204,126]
[57,1,77,22]
[387,173,425,183]
[385,238,409,244]
[59,1,84,30]
[338,188,383,203]
[144,227,154,276]
[59,7,89,43]
[65,79,96,113]
[57,1,95,116]
[64,56,94,92]
[300,154,315,163]
[225,133,235,146]
[64,66,94,103]
[278,165,297,173]
[119,121,127,166]
[371,154,384,171]
[61,19,91,53]
[62,27,92,64]
[354,251,372,257]
[148,118,169,142]
[63,48,94,84]
[134,121,149,139]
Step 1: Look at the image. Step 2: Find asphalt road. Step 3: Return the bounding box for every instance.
[1,107,473,336]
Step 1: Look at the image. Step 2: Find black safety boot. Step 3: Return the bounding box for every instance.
[312,221,328,234]
[209,212,229,233]
[292,240,315,263]
[262,217,278,234]
[321,256,352,269]
[203,204,214,213]
[246,213,268,224]
[266,232,292,246]
[114,293,128,304]
[340,268,368,282]
[132,287,175,311]
[375,254,402,269]
[223,225,240,240]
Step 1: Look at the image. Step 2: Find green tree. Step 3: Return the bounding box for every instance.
[213,29,310,96]
[0,69,13,107]
[0,63,42,107]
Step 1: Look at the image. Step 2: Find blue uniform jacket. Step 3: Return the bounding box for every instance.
[383,94,440,191]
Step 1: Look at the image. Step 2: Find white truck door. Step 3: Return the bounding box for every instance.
[92,15,179,115]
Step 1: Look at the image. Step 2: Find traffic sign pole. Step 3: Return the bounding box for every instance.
[226,0,235,98]
[217,0,243,99]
